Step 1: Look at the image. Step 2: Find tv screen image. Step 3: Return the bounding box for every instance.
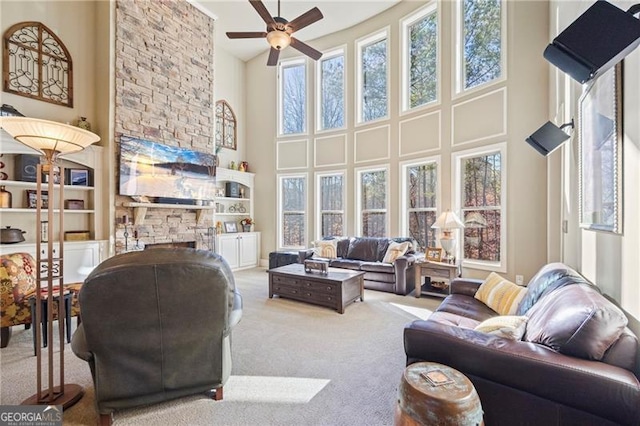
[119,135,217,201]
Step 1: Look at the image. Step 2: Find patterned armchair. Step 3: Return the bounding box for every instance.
[1,252,82,348]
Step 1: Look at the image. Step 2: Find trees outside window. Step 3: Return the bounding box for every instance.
[318,50,345,131]
[317,172,345,238]
[402,3,438,112]
[357,30,388,123]
[403,160,438,250]
[457,0,504,92]
[280,60,306,135]
[279,175,306,248]
[454,143,506,271]
[357,167,388,237]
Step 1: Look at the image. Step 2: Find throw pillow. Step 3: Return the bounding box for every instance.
[313,239,338,259]
[475,272,527,315]
[474,315,528,340]
[382,241,410,263]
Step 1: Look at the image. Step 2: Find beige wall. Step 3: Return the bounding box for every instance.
[550,0,640,320]
[245,0,550,282]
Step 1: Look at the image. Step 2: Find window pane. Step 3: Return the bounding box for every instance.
[362,39,387,121]
[320,175,343,210]
[283,213,305,246]
[408,164,437,208]
[463,153,501,208]
[408,211,437,251]
[464,0,502,90]
[410,12,438,108]
[363,212,386,237]
[320,55,344,130]
[362,170,386,209]
[282,177,305,211]
[322,213,343,237]
[282,64,306,134]
[463,210,500,261]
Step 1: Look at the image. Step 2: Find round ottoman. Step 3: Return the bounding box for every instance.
[395,362,483,425]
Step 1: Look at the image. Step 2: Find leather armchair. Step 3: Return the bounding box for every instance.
[71,248,242,424]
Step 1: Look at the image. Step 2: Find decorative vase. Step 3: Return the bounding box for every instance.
[242,225,251,232]
[77,117,91,131]
[0,185,12,208]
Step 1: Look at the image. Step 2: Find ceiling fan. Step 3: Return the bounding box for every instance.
[226,0,324,66]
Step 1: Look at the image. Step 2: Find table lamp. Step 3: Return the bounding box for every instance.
[431,210,464,263]
[0,116,100,408]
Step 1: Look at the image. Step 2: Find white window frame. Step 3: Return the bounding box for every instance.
[355,165,390,237]
[355,27,390,126]
[277,173,308,250]
[453,0,507,98]
[400,1,440,115]
[278,57,308,137]
[316,46,347,134]
[452,142,507,272]
[315,170,347,240]
[400,156,441,248]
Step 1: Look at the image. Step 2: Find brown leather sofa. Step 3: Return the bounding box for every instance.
[404,263,640,426]
[299,237,417,295]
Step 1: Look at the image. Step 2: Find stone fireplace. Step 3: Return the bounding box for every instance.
[113,0,215,254]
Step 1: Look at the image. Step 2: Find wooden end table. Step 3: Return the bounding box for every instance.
[414,260,460,298]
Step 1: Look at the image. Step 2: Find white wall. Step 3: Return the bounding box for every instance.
[550,0,640,320]
[245,0,550,282]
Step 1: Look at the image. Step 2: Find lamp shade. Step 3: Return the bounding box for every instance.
[0,117,100,156]
[267,30,291,50]
[431,211,465,230]
[464,212,488,228]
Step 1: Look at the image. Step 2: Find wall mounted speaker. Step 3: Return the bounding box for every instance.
[544,1,640,84]
[526,120,574,156]
[14,154,40,182]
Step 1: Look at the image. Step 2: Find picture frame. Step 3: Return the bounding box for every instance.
[26,190,48,209]
[216,188,226,198]
[68,168,89,186]
[578,62,623,234]
[426,248,443,262]
[224,221,238,233]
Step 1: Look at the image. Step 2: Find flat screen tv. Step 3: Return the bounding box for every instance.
[119,135,217,201]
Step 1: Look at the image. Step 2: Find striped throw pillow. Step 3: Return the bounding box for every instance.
[475,272,527,315]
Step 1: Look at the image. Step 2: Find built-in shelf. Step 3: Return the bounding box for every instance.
[0,208,96,214]
[123,202,215,225]
[0,179,94,191]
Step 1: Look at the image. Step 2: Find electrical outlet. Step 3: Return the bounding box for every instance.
[515,275,524,285]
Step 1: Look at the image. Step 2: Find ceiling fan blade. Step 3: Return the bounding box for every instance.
[226,32,267,39]
[267,47,280,66]
[290,37,322,61]
[250,0,275,26]
[288,7,323,33]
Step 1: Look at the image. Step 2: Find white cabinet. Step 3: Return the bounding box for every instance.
[0,240,108,283]
[216,232,260,270]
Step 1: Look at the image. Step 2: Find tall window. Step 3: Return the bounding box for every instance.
[454,143,506,271]
[279,174,307,248]
[402,159,438,251]
[356,29,388,123]
[316,172,345,238]
[357,167,388,237]
[279,59,306,135]
[402,3,438,112]
[456,0,504,93]
[317,49,345,131]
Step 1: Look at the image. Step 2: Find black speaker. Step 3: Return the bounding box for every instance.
[14,154,40,182]
[526,120,573,156]
[544,1,640,84]
[225,182,240,198]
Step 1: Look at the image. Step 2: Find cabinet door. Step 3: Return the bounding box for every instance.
[218,235,239,269]
[238,233,258,268]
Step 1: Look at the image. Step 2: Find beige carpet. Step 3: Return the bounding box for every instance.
[0,267,439,425]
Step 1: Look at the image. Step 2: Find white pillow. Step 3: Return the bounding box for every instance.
[313,240,338,259]
[382,241,410,263]
[474,315,528,340]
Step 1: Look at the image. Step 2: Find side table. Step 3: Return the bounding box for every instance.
[414,260,460,298]
[29,290,73,356]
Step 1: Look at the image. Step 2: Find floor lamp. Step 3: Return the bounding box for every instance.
[0,117,100,408]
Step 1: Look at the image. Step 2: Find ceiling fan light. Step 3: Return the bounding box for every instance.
[267,30,290,50]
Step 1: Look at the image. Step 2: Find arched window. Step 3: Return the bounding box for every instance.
[215,100,237,150]
[3,22,73,107]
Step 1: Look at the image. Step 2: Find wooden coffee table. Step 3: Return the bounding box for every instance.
[268,263,365,314]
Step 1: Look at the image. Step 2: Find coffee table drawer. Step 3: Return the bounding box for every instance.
[300,280,337,295]
[271,281,301,297]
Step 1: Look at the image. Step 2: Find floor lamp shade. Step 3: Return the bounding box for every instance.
[1,117,99,409]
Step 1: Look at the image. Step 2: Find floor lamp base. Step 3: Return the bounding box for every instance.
[22,384,84,409]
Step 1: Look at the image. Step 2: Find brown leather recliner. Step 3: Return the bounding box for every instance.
[71,248,242,424]
[404,263,640,426]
